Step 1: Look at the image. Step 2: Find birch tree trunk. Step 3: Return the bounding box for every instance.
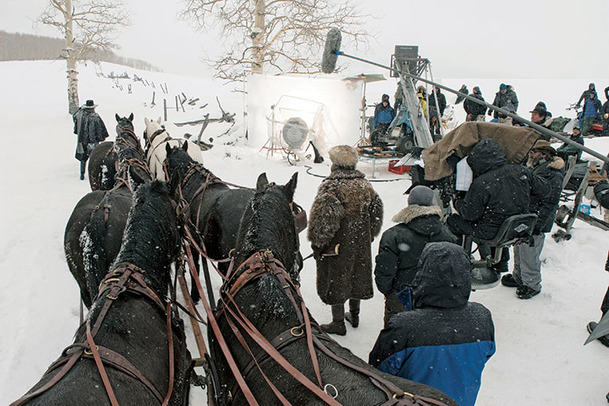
[251,0,265,75]
[65,0,79,114]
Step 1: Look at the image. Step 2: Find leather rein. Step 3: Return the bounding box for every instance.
[214,250,448,406]
[10,263,176,406]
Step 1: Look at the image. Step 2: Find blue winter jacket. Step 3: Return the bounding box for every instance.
[373,103,396,128]
[369,242,495,406]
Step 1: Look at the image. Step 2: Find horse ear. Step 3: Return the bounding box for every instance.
[166,143,172,156]
[256,173,269,193]
[283,172,298,202]
[182,141,188,152]
[115,113,120,122]
[129,113,134,121]
[144,117,150,126]
[156,117,162,124]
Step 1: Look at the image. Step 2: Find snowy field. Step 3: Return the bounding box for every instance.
[1,60,609,405]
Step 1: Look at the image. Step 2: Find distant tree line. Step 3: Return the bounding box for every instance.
[0,30,159,72]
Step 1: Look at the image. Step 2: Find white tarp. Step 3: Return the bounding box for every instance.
[246,74,363,158]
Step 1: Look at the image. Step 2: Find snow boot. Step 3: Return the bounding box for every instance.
[587,321,609,348]
[501,274,521,288]
[321,304,346,336]
[344,299,360,328]
[516,285,540,300]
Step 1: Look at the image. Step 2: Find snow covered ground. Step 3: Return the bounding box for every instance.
[1,60,609,405]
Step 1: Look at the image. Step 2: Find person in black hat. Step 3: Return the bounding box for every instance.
[501,140,564,299]
[374,185,457,325]
[73,99,109,180]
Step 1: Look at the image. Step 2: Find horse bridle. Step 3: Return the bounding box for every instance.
[213,250,450,406]
[10,264,177,406]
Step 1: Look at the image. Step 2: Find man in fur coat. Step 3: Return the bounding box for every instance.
[501,140,564,299]
[374,185,457,326]
[308,145,383,335]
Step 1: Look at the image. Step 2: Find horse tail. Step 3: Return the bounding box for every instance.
[80,207,110,302]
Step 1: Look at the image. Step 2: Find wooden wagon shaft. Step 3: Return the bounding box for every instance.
[177,271,208,367]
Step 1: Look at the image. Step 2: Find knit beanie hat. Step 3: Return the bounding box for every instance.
[408,185,435,206]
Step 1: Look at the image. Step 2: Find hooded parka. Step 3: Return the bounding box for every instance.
[369,242,495,406]
[453,139,550,240]
[374,205,457,296]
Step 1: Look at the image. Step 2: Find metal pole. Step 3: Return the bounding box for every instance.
[335,51,609,164]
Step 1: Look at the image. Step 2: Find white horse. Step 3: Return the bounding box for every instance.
[143,117,204,181]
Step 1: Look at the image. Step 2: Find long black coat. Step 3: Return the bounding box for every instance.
[73,108,109,160]
[374,205,457,296]
[308,168,383,305]
[454,139,550,239]
[529,156,565,234]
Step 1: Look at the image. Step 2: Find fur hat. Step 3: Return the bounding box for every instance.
[83,99,97,109]
[532,140,557,156]
[573,120,581,130]
[329,145,358,168]
[407,185,435,206]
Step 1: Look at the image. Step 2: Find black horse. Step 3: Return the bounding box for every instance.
[88,113,142,191]
[208,173,457,406]
[13,181,192,406]
[65,143,152,308]
[164,142,256,300]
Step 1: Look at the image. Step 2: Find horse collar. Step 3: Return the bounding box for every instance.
[148,128,167,143]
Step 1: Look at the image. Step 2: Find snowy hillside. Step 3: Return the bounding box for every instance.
[1,60,609,405]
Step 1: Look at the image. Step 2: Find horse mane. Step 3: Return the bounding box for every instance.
[112,180,179,292]
[234,183,299,281]
[165,145,216,194]
[228,176,302,319]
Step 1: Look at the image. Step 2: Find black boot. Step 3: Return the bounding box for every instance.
[80,160,86,180]
[345,299,360,328]
[321,304,346,335]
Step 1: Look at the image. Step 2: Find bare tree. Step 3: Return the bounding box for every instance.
[180,0,369,83]
[39,0,130,114]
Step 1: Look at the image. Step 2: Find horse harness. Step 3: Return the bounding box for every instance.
[10,264,177,406]
[214,250,449,406]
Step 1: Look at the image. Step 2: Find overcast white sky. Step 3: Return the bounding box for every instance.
[2,0,609,80]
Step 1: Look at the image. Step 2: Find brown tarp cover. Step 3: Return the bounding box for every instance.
[422,122,541,181]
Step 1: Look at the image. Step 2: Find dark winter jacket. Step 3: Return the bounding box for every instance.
[528,156,565,233]
[453,139,550,239]
[428,90,447,117]
[73,108,109,160]
[308,167,383,305]
[490,86,519,118]
[583,95,602,118]
[455,86,468,104]
[374,205,456,296]
[557,134,584,162]
[373,103,396,128]
[576,89,598,107]
[602,88,609,133]
[369,242,495,406]
[463,93,486,117]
